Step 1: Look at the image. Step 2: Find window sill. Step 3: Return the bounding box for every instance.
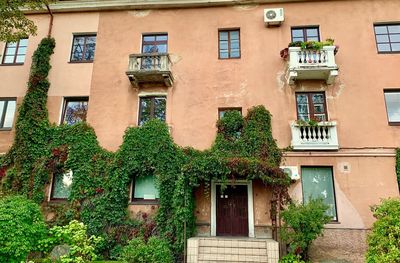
[49,198,69,203]
[388,122,400,126]
[129,200,159,205]
[218,57,241,60]
[327,220,340,224]
[68,60,94,64]
[0,63,24,66]
[0,128,13,131]
[377,51,400,54]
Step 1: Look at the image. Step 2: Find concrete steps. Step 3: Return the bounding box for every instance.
[187,237,279,263]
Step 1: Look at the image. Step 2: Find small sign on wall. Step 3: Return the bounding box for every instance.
[338,162,351,173]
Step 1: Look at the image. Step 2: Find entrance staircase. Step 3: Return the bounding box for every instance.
[187,237,279,263]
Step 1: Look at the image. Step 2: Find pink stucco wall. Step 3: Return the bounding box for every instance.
[0,2,399,258]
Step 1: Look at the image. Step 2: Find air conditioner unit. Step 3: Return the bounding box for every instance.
[264,8,284,26]
[280,166,300,180]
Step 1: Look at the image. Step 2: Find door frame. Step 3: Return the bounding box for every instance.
[211,180,254,237]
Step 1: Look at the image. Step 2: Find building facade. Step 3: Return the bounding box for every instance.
[0,0,399,262]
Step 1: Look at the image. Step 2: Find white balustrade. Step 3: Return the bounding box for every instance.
[126,53,173,87]
[288,46,338,85]
[128,53,171,72]
[290,121,339,150]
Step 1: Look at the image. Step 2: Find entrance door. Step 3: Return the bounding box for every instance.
[216,185,249,236]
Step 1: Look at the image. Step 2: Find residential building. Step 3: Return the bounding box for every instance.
[0,0,399,262]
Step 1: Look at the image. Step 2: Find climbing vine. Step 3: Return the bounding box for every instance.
[0,37,291,259]
[396,148,400,190]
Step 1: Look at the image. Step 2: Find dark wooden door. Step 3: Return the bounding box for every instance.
[216,185,248,236]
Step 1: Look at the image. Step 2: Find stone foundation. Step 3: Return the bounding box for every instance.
[309,228,369,263]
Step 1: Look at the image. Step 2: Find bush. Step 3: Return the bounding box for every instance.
[280,199,331,260]
[40,220,103,263]
[366,198,400,263]
[119,237,173,263]
[280,253,306,263]
[0,195,47,263]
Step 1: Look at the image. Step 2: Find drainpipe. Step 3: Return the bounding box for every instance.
[45,4,53,37]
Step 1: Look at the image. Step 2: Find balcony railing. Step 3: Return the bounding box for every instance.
[126,53,173,88]
[288,46,338,85]
[290,121,339,150]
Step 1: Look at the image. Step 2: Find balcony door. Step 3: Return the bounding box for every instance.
[141,34,168,70]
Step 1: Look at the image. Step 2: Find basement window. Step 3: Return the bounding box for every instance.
[301,167,338,221]
[0,98,17,130]
[131,175,159,204]
[50,170,73,200]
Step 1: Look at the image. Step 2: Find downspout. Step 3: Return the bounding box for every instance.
[45,4,53,37]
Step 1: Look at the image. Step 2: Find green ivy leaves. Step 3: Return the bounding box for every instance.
[0,36,291,260]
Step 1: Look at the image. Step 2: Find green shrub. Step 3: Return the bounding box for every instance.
[0,195,47,263]
[40,220,103,263]
[280,253,306,263]
[119,237,173,263]
[366,198,400,263]
[280,199,331,260]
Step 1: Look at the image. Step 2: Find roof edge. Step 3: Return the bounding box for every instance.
[27,0,339,13]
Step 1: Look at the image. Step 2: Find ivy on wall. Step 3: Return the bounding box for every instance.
[0,37,291,258]
[396,149,400,190]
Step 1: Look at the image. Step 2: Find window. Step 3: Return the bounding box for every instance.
[384,90,400,124]
[374,24,400,53]
[131,175,159,202]
[296,92,327,121]
[218,107,242,119]
[61,98,88,125]
[291,27,320,42]
[142,34,168,53]
[301,167,337,221]
[219,29,240,59]
[0,98,16,130]
[138,96,166,126]
[70,35,96,62]
[2,38,28,64]
[50,170,73,200]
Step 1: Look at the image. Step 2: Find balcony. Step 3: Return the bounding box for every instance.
[290,121,339,150]
[126,53,173,88]
[288,46,338,85]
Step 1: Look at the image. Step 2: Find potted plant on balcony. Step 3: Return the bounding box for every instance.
[296,118,319,127]
[280,38,339,59]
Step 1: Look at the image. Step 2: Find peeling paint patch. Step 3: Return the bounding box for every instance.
[215,80,249,104]
[326,82,345,100]
[169,53,182,64]
[128,10,151,17]
[232,4,259,11]
[335,83,346,98]
[276,70,286,92]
